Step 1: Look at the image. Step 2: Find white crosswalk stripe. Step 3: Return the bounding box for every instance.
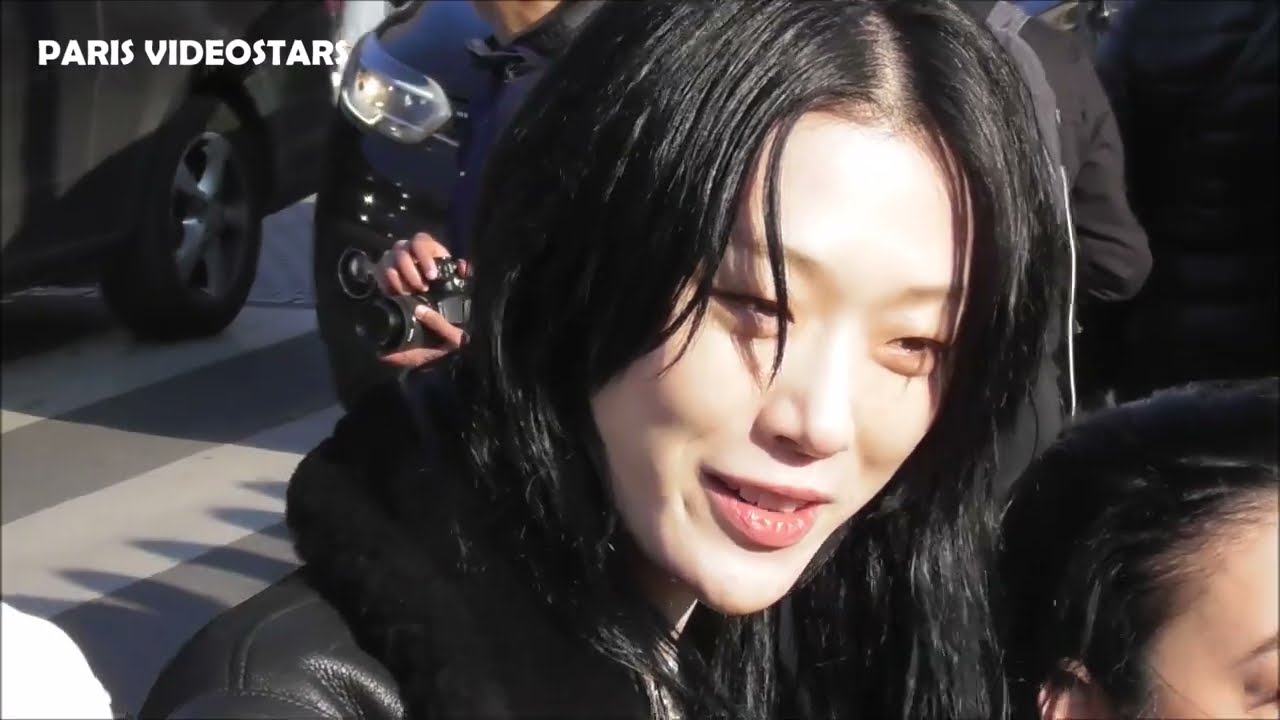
[2,405,339,614]
[1,252,338,712]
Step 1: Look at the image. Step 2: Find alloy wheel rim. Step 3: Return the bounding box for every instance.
[169,131,251,299]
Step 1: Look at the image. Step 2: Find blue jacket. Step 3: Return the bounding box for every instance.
[447,2,601,255]
[447,50,545,256]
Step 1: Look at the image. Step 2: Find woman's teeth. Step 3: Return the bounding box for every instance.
[735,485,804,513]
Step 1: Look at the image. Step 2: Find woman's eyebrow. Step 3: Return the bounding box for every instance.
[877,285,963,310]
[727,233,826,284]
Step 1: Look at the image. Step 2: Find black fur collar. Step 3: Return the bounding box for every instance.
[284,372,650,718]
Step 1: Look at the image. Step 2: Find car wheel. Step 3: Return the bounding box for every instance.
[313,215,401,409]
[100,95,264,340]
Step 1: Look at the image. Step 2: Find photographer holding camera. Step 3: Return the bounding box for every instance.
[368,0,597,370]
[372,233,468,369]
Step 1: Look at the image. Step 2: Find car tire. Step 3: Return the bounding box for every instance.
[100,95,264,341]
[313,216,400,409]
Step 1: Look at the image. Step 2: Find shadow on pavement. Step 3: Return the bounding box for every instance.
[0,293,119,364]
[3,482,299,714]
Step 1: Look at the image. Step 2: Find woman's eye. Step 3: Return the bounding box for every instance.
[713,290,788,336]
[1243,676,1279,713]
[1246,692,1279,717]
[883,337,947,377]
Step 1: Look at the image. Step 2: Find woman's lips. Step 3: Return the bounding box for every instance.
[701,470,823,550]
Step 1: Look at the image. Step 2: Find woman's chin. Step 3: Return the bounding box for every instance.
[684,561,801,617]
[655,527,820,617]
[696,586,791,617]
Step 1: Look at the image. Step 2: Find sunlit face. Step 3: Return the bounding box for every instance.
[1040,499,1280,720]
[1144,505,1280,719]
[591,113,967,618]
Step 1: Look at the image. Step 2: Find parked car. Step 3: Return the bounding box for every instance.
[1,0,340,339]
[312,0,1127,408]
[329,0,413,98]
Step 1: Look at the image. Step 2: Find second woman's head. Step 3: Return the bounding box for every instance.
[1000,379,1279,720]
[462,0,1061,623]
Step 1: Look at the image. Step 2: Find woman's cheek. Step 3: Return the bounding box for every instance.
[629,321,768,433]
[851,376,939,478]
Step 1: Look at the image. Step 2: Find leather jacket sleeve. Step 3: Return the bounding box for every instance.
[138,572,406,720]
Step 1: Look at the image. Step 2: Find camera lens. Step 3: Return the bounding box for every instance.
[337,248,376,299]
[353,298,405,353]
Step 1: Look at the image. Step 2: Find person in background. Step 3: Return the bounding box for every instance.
[1097,0,1278,400]
[1,601,115,719]
[953,1,1152,499]
[998,378,1279,719]
[967,0,1152,346]
[469,0,563,45]
[376,0,596,370]
[138,2,1064,718]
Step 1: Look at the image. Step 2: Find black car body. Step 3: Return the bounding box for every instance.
[312,0,1125,407]
[1,0,339,339]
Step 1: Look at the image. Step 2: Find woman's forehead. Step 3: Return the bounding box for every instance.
[729,113,969,305]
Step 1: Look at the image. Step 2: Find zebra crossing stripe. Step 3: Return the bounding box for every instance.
[1,306,317,434]
[1,404,338,619]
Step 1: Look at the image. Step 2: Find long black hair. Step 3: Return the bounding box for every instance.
[453,1,1067,718]
[998,378,1280,718]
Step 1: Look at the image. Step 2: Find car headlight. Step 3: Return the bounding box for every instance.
[339,34,453,145]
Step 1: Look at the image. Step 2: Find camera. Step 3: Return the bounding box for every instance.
[336,247,470,354]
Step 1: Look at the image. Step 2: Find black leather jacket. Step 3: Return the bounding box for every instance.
[1097,0,1279,394]
[140,571,405,718]
[139,372,653,719]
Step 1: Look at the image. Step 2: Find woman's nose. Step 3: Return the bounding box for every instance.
[753,336,855,460]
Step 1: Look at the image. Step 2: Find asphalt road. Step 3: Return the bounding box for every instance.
[1,199,336,714]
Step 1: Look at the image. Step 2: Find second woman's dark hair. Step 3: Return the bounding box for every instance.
[998,378,1280,718]
[457,1,1068,718]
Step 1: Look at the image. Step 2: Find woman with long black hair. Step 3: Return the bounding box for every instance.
[999,379,1279,719]
[141,2,1064,718]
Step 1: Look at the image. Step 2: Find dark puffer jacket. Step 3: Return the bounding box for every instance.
[1098,0,1278,397]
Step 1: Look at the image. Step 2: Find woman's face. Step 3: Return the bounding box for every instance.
[1143,507,1280,719]
[591,113,966,617]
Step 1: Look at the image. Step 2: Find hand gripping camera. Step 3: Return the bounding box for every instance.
[336,248,470,354]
